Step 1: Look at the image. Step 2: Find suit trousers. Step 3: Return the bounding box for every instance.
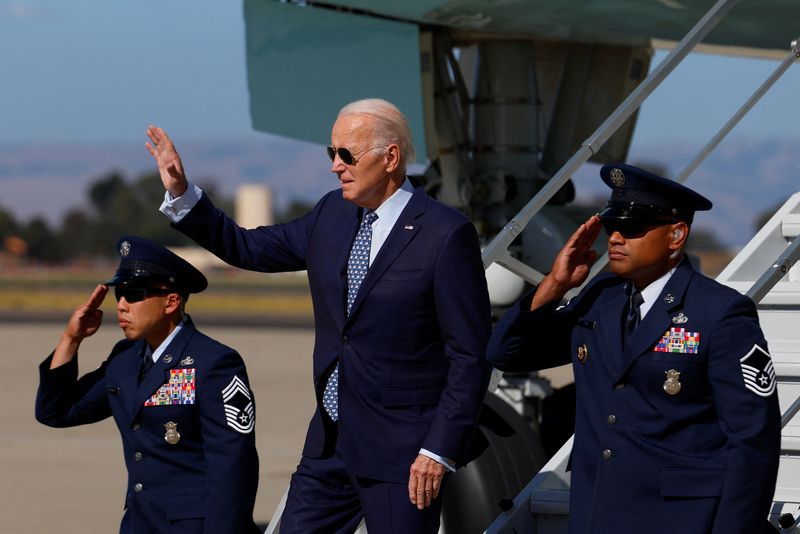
[279,445,442,534]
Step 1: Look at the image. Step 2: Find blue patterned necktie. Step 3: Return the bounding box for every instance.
[322,211,378,421]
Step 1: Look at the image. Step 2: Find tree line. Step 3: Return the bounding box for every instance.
[1,168,745,264]
[0,172,232,263]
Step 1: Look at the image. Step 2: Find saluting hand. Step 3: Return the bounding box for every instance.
[65,284,108,340]
[51,284,108,369]
[531,215,601,310]
[145,125,188,198]
[408,454,446,510]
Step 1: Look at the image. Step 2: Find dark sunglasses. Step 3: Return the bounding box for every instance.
[601,219,662,239]
[326,145,385,165]
[114,286,173,303]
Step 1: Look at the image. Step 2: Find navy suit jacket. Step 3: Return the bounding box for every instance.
[174,187,492,483]
[36,318,260,534]
[488,258,780,534]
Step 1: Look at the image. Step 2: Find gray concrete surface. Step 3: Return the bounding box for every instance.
[1,321,316,533]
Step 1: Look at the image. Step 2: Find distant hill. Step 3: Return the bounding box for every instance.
[0,135,333,224]
[0,135,797,250]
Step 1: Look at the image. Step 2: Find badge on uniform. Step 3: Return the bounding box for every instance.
[577,344,589,363]
[164,421,180,445]
[740,344,776,397]
[222,375,255,434]
[663,369,681,395]
[144,368,196,406]
[654,327,700,354]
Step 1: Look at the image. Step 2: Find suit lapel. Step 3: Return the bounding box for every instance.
[595,284,628,366]
[128,319,197,423]
[116,342,147,426]
[346,188,426,323]
[617,259,695,378]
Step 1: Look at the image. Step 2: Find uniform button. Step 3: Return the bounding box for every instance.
[342,336,349,345]
[614,383,625,390]
[607,414,617,425]
[602,449,612,460]
[134,483,143,493]
[134,452,143,462]
[132,422,141,430]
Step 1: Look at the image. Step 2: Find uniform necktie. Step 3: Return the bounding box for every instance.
[139,352,154,383]
[623,287,644,342]
[323,211,378,422]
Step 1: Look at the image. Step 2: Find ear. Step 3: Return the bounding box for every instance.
[383,143,400,174]
[668,221,689,250]
[164,293,182,314]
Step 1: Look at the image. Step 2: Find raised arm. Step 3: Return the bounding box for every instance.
[145,125,188,198]
[531,214,601,310]
[51,284,108,369]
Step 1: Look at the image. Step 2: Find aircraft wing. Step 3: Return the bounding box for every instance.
[304,0,799,53]
[245,0,799,152]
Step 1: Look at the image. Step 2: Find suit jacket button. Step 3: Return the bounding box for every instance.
[134,452,143,462]
[602,449,613,460]
[342,336,349,345]
[614,383,625,390]
[132,422,141,431]
[607,414,617,425]
[134,483,143,493]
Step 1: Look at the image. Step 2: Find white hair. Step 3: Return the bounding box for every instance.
[337,98,416,169]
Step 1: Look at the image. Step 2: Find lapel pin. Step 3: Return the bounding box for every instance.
[164,421,181,445]
[671,313,688,324]
[663,294,675,304]
[663,369,682,395]
[161,355,173,364]
[179,356,194,366]
[404,225,414,230]
[577,344,589,363]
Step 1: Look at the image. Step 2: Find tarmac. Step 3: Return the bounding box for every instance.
[1,321,316,533]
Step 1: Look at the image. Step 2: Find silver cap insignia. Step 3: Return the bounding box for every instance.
[609,168,626,187]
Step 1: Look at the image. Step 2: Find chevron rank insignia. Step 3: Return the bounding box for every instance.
[740,344,776,398]
[144,368,196,406]
[222,375,255,434]
[654,327,700,354]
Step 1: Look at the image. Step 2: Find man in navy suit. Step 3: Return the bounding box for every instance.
[146,98,492,533]
[36,236,260,533]
[488,164,781,534]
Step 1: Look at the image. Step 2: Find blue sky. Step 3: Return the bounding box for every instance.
[0,0,257,144]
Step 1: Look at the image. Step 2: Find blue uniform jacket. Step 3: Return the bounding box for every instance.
[35,317,260,534]
[487,258,780,534]
[173,187,492,483]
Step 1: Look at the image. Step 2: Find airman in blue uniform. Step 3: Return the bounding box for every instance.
[36,236,260,533]
[488,164,780,533]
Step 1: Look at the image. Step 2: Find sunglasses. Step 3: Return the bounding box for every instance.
[601,219,662,239]
[114,286,173,303]
[326,145,385,165]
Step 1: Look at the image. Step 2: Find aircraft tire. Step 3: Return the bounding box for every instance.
[440,392,547,534]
